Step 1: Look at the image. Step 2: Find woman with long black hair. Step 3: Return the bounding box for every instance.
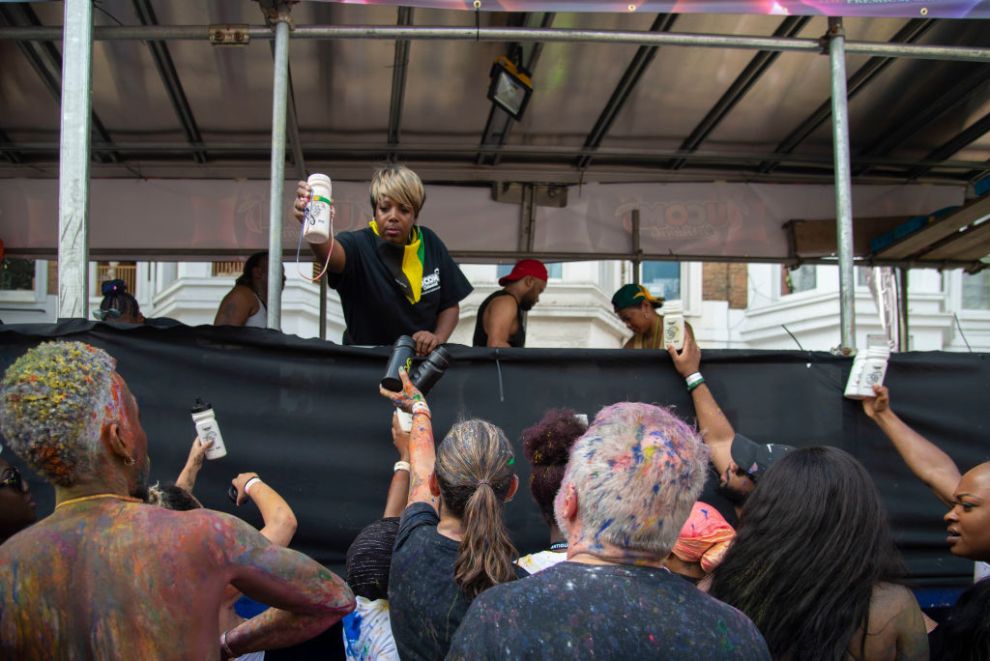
[709,446,928,660]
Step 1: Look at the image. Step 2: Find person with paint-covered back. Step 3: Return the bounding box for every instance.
[0,341,354,660]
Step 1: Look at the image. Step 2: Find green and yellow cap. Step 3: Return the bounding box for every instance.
[611,283,663,312]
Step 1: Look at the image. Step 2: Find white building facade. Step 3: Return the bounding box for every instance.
[2,257,988,353]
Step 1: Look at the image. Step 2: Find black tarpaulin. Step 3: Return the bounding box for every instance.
[0,321,985,588]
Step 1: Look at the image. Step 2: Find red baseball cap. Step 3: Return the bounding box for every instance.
[499,259,548,286]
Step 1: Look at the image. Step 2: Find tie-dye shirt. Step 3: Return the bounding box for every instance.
[447,561,770,661]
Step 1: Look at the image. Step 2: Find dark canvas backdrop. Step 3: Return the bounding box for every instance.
[0,321,985,588]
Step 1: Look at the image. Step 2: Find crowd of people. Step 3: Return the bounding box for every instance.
[0,331,986,659]
[4,163,985,659]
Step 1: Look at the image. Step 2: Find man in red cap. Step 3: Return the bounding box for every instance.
[472,259,548,348]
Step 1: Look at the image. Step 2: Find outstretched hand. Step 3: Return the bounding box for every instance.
[667,326,701,377]
[379,367,426,413]
[231,472,260,506]
[186,436,213,469]
[862,384,890,419]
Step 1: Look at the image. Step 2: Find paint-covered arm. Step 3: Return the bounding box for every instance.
[863,385,960,506]
[384,412,411,518]
[214,513,354,658]
[667,330,735,475]
[175,437,211,493]
[379,368,438,511]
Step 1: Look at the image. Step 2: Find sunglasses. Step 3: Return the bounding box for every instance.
[0,466,27,492]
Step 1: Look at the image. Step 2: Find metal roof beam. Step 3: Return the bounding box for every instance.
[856,62,990,175]
[758,18,935,174]
[0,3,118,164]
[477,12,554,166]
[577,13,677,170]
[669,16,810,170]
[132,0,206,164]
[0,128,23,164]
[904,110,990,180]
[386,6,414,155]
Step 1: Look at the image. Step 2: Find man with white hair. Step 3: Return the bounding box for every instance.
[0,341,354,659]
[447,402,770,660]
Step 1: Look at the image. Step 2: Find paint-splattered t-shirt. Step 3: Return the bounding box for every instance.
[447,561,771,661]
[389,502,528,661]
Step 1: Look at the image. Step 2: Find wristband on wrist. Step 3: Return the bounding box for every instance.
[687,377,706,392]
[685,372,704,387]
[243,476,262,495]
[220,631,234,658]
[394,460,411,473]
[411,402,431,418]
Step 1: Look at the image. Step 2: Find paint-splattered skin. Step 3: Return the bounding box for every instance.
[379,369,438,511]
[0,500,354,660]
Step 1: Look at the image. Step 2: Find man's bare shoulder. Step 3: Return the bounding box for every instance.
[0,504,257,564]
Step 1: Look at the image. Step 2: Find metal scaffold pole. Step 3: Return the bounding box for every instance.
[57,0,93,319]
[828,17,856,352]
[267,11,291,330]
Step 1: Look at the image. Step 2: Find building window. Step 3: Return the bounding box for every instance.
[962,270,990,310]
[0,259,36,291]
[641,261,681,300]
[496,262,562,281]
[781,265,816,296]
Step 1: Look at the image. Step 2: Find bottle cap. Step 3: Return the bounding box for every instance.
[307,173,332,192]
[663,300,683,315]
[191,398,212,414]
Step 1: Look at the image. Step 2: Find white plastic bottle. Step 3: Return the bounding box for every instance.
[844,345,891,400]
[191,399,227,460]
[662,300,685,351]
[303,173,333,244]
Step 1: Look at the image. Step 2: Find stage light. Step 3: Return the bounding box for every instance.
[487,55,533,121]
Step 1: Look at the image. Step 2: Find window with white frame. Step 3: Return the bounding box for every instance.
[780,264,816,296]
[641,261,681,300]
[961,270,990,310]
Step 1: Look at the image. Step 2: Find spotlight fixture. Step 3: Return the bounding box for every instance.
[487,54,533,121]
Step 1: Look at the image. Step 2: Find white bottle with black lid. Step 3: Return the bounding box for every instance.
[191,399,227,460]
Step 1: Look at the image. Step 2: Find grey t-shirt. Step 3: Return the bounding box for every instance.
[447,560,770,661]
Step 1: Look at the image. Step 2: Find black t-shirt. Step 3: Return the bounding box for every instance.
[472,290,526,348]
[327,227,473,346]
[448,561,771,661]
[388,502,528,661]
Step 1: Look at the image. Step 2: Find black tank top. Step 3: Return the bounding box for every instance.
[472,290,526,347]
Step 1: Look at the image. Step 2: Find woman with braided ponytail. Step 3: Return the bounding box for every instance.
[379,368,526,661]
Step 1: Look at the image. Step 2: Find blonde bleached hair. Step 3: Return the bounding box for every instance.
[369,164,426,219]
